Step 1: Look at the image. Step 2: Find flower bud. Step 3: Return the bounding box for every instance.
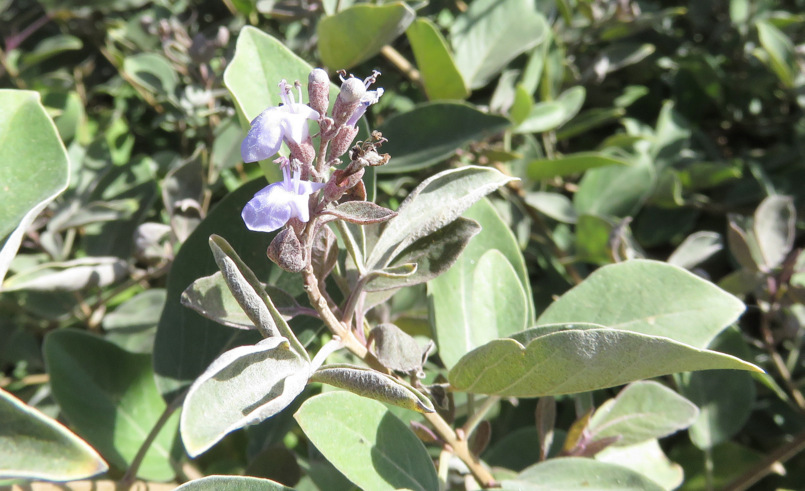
[287,139,315,167]
[308,68,330,117]
[321,168,365,204]
[328,125,360,160]
[332,77,365,127]
[267,228,305,273]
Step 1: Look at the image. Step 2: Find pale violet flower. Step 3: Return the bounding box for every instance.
[242,161,325,233]
[241,80,320,163]
[346,88,384,127]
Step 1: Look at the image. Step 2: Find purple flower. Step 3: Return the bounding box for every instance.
[346,88,384,128]
[242,162,325,233]
[241,80,320,163]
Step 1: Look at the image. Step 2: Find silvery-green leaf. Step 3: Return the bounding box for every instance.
[310,364,434,413]
[0,387,108,480]
[667,231,723,270]
[448,324,762,398]
[209,234,307,359]
[595,440,683,491]
[503,457,665,490]
[588,381,699,447]
[175,475,293,490]
[323,201,397,225]
[369,323,427,374]
[3,257,127,292]
[180,337,311,457]
[537,259,745,349]
[368,165,515,269]
[753,195,795,271]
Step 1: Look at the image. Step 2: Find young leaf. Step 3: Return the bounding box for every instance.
[0,388,108,481]
[322,201,397,225]
[448,324,762,398]
[753,195,795,271]
[537,259,746,349]
[43,329,180,481]
[588,381,699,447]
[310,364,434,413]
[180,337,310,457]
[295,391,439,491]
[368,166,516,269]
[377,102,511,173]
[209,234,308,360]
[317,2,415,70]
[364,217,481,291]
[406,18,469,100]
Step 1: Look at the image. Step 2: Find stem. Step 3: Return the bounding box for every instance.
[380,45,421,85]
[462,396,501,438]
[118,391,186,490]
[723,428,805,490]
[301,264,497,487]
[760,308,805,413]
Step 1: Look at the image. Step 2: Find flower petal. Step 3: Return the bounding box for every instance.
[241,183,294,232]
[241,108,285,162]
[281,105,320,145]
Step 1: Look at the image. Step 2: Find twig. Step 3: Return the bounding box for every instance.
[380,45,421,85]
[723,428,805,490]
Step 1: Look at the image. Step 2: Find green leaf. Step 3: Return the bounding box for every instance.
[588,381,699,446]
[0,387,108,480]
[595,440,683,490]
[209,234,307,359]
[678,328,756,450]
[524,192,577,223]
[3,257,127,292]
[294,391,439,491]
[451,0,549,89]
[175,475,293,490]
[573,152,655,218]
[154,180,270,400]
[0,90,69,284]
[224,27,336,124]
[180,337,310,457]
[537,260,746,348]
[448,324,761,398]
[406,18,469,100]
[123,53,178,95]
[526,152,630,180]
[667,231,723,270]
[310,364,434,413]
[43,329,179,481]
[368,166,515,270]
[20,35,83,67]
[503,457,665,490]
[377,102,511,173]
[756,20,798,88]
[103,288,166,354]
[318,2,415,70]
[430,198,535,368]
[515,86,586,134]
[323,201,397,225]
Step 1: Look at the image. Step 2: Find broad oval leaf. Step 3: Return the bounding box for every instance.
[430,198,534,368]
[310,364,434,413]
[588,381,699,447]
[123,53,178,95]
[503,457,665,490]
[406,18,468,100]
[368,166,515,269]
[451,0,549,89]
[43,329,179,481]
[0,90,70,284]
[537,259,746,348]
[294,391,438,491]
[180,337,310,457]
[515,86,586,134]
[0,387,107,480]
[753,195,795,271]
[526,152,630,180]
[448,324,761,398]
[667,231,723,270]
[175,475,293,490]
[377,102,511,173]
[318,2,415,70]
[596,439,683,491]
